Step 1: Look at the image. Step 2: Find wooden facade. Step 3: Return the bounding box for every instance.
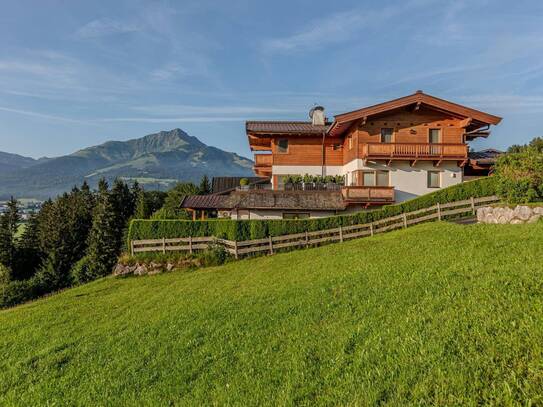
[247,91,502,205]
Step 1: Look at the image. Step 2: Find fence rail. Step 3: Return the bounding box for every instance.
[130,195,500,258]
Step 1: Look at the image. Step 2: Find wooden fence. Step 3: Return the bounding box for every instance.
[130,195,500,258]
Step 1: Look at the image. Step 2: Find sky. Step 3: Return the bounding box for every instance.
[0,0,543,160]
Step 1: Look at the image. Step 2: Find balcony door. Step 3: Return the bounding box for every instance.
[429,129,441,155]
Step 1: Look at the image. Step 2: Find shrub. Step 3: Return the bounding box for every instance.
[128,177,498,243]
[494,151,543,203]
[70,255,92,285]
[239,178,249,186]
[199,243,228,267]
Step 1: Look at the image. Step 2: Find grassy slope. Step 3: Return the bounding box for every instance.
[1,222,543,406]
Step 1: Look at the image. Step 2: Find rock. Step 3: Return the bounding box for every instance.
[528,214,541,224]
[533,207,543,215]
[484,213,497,224]
[510,219,524,225]
[113,263,128,276]
[166,263,174,272]
[514,206,533,221]
[134,264,147,276]
[476,208,486,222]
[496,215,509,224]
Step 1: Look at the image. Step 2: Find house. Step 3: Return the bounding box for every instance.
[183,91,502,220]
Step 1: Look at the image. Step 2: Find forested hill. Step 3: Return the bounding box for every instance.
[0,129,254,199]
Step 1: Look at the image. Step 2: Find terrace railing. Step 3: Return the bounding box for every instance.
[361,143,468,160]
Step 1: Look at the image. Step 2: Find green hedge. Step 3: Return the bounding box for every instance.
[128,177,497,242]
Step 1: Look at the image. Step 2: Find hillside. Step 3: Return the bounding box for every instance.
[0,129,254,199]
[0,151,41,173]
[1,222,543,405]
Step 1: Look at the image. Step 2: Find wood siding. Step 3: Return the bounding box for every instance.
[356,108,465,147]
[271,136,343,166]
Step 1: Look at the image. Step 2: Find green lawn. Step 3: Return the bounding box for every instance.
[1,222,543,406]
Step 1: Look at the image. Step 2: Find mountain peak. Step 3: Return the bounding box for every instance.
[0,128,254,199]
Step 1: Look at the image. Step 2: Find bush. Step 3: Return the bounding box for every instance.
[70,255,92,285]
[494,151,543,203]
[128,177,498,243]
[199,243,228,267]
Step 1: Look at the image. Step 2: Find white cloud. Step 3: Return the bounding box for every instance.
[149,64,189,81]
[76,18,141,38]
[261,0,433,53]
[0,106,89,124]
[130,104,294,116]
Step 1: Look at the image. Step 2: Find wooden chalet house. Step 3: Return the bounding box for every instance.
[183,91,501,220]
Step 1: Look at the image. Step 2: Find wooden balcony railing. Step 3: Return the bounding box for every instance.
[341,186,395,203]
[361,143,468,160]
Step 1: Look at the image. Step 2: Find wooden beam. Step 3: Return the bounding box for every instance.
[459,117,473,128]
[410,159,418,167]
[434,159,443,167]
[459,159,468,168]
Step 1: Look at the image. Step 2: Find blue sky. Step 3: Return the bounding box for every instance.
[0,0,542,159]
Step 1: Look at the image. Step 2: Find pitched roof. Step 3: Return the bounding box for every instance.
[221,190,346,211]
[328,91,502,137]
[468,148,504,165]
[246,121,331,135]
[212,177,269,195]
[181,195,228,209]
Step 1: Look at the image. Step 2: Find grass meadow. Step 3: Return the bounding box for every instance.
[1,222,542,405]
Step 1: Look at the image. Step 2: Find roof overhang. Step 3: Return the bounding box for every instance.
[328,91,502,138]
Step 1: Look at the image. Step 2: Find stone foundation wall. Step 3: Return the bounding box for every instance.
[477,205,543,224]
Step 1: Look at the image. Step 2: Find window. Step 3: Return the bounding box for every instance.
[277,139,289,153]
[283,212,310,220]
[381,128,393,143]
[363,172,375,186]
[355,170,390,187]
[427,171,440,188]
[376,170,390,186]
[429,128,441,143]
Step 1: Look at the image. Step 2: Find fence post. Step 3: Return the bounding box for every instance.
[370,222,374,236]
[339,225,343,243]
[305,231,309,247]
[471,196,476,215]
[162,237,166,254]
[234,240,238,259]
[130,240,134,256]
[268,235,273,255]
[437,203,442,221]
[403,213,407,229]
[189,235,193,255]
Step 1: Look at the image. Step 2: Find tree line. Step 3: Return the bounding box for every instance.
[0,175,212,307]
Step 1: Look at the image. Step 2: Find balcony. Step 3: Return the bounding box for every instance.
[341,186,395,204]
[361,143,468,164]
[253,154,272,176]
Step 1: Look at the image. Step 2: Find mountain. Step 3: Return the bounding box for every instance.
[0,151,40,173]
[0,129,254,199]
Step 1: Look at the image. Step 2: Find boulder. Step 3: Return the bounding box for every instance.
[527,214,541,224]
[134,264,147,276]
[510,219,524,225]
[514,206,533,221]
[533,207,543,215]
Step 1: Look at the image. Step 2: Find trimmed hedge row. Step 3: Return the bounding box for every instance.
[128,177,498,242]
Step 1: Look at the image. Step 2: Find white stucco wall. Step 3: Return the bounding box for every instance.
[342,159,462,202]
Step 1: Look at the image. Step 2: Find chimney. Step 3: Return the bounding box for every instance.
[309,106,325,126]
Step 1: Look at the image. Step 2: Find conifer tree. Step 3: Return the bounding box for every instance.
[134,187,149,219]
[12,211,43,280]
[199,175,211,195]
[84,179,119,282]
[0,197,20,269]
